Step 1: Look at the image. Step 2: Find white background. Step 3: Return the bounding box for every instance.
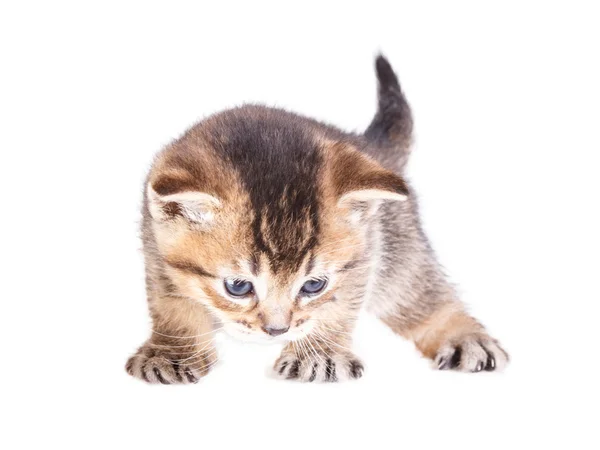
[1,1,599,449]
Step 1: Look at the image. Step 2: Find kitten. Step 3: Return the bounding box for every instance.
[126,55,509,384]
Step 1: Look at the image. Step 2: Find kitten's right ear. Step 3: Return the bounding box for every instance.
[328,143,409,206]
[147,180,221,225]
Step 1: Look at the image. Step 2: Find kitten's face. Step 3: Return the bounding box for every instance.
[153,189,365,342]
[147,108,407,342]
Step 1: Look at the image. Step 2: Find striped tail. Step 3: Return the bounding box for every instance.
[364,55,413,173]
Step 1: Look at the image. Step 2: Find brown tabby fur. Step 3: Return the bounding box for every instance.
[126,56,508,384]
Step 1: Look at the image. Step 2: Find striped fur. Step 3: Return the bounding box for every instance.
[126,55,508,384]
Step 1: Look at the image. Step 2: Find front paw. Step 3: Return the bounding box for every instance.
[435,335,509,373]
[125,341,217,384]
[274,351,364,382]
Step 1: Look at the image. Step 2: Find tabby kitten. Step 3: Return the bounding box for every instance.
[126,56,509,384]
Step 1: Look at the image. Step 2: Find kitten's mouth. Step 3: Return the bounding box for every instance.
[223,323,308,343]
[223,323,283,343]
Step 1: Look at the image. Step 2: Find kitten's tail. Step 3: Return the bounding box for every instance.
[364,55,413,173]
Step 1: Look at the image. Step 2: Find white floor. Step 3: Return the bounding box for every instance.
[2,2,599,449]
[19,309,597,449]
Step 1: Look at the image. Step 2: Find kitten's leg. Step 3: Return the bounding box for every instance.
[382,301,509,372]
[125,297,217,384]
[273,321,364,382]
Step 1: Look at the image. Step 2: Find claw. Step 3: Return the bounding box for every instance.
[153,367,170,384]
[309,363,318,382]
[481,344,496,371]
[438,356,451,370]
[184,367,197,383]
[350,360,364,378]
[449,347,462,369]
[287,360,300,379]
[325,359,337,382]
[278,361,288,375]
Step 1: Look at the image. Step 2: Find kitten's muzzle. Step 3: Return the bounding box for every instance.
[262,326,290,337]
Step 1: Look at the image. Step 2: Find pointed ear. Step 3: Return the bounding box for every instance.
[329,143,409,206]
[147,181,221,224]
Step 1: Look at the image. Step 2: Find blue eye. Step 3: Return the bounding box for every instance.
[301,278,328,295]
[224,279,253,297]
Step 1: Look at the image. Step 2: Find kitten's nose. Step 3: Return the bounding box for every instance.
[262,326,290,336]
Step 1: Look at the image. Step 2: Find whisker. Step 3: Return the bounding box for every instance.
[293,339,308,363]
[129,345,219,367]
[305,337,327,366]
[312,329,336,354]
[177,348,219,366]
[179,353,221,375]
[300,339,310,362]
[149,330,224,348]
[151,328,220,340]
[309,334,331,360]
[304,317,359,326]
[173,342,217,363]
[313,329,353,353]
[295,335,311,363]
[291,341,299,359]
[314,323,356,337]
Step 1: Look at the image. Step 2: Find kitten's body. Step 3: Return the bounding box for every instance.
[126,56,508,384]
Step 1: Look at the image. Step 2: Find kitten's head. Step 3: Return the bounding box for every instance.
[146,106,408,342]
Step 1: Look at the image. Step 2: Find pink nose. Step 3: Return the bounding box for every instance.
[262,326,289,336]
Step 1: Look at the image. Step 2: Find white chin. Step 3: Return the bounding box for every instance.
[221,325,309,343]
[222,325,275,343]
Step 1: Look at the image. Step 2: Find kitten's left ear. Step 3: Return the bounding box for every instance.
[147,180,221,225]
[329,143,409,206]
